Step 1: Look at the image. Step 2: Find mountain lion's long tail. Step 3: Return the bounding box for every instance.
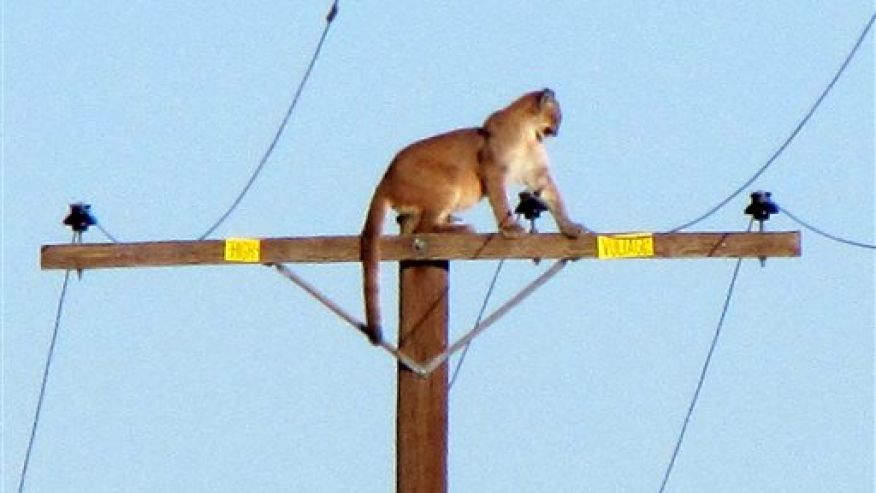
[360,188,388,344]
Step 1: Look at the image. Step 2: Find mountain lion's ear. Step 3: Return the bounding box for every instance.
[539,88,556,107]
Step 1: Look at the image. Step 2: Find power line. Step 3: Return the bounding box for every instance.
[95,223,119,243]
[199,0,340,240]
[668,12,875,232]
[18,267,73,493]
[657,221,752,492]
[449,199,558,389]
[449,260,505,389]
[781,206,875,250]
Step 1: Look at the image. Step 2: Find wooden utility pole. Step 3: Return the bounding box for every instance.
[397,258,448,492]
[395,216,448,492]
[40,231,800,493]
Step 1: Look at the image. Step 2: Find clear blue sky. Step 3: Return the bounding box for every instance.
[3,2,873,492]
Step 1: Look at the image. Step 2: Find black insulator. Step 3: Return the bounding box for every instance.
[63,203,97,232]
[515,191,549,220]
[744,191,779,221]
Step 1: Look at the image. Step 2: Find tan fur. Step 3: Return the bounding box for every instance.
[360,89,585,344]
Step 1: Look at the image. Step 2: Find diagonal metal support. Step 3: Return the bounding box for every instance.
[269,263,425,373]
[269,260,568,377]
[418,259,567,374]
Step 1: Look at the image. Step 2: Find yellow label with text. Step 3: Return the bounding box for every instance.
[597,234,655,259]
[224,238,261,263]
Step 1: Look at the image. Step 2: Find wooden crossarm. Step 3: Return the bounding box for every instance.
[40,231,800,270]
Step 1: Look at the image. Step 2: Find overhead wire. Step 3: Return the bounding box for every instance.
[18,4,341,486]
[781,206,875,250]
[17,258,74,493]
[449,259,505,389]
[449,202,558,389]
[657,220,752,493]
[667,12,875,233]
[95,223,120,244]
[199,0,340,240]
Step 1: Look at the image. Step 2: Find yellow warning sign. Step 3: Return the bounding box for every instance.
[224,238,261,263]
[597,233,655,259]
